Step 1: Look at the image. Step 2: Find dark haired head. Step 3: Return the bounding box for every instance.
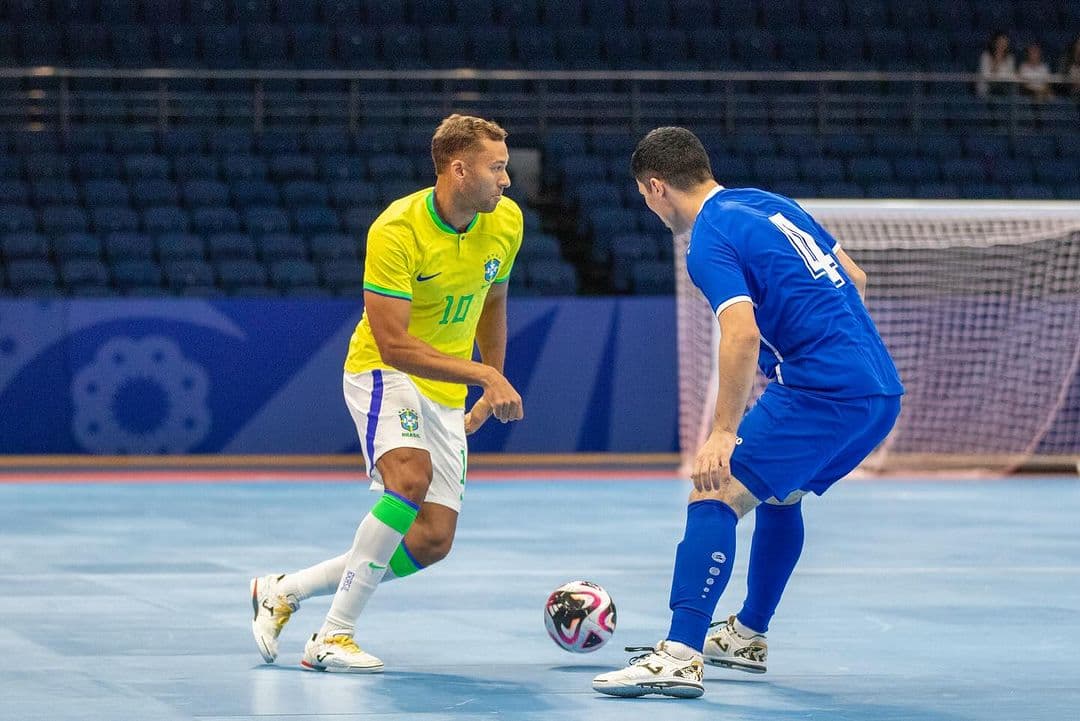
[631,127,714,191]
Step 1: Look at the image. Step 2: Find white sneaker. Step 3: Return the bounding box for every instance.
[249,574,299,663]
[592,641,705,698]
[301,633,384,673]
[702,615,768,674]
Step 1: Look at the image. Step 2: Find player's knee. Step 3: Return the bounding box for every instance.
[765,490,806,507]
[688,477,759,518]
[377,449,433,504]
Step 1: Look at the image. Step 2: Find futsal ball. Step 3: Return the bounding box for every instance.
[543,580,616,653]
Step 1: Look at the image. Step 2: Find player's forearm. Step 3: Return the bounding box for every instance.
[474,295,508,373]
[711,333,760,434]
[379,334,498,388]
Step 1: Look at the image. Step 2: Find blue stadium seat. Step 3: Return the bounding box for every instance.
[586,208,636,243]
[259,234,308,261]
[775,134,823,158]
[105,232,155,261]
[282,181,329,207]
[710,156,753,184]
[64,127,108,154]
[161,130,205,157]
[526,259,578,295]
[211,130,255,156]
[208,233,258,260]
[329,181,379,208]
[292,24,335,67]
[82,179,130,208]
[848,0,889,28]
[772,181,818,199]
[310,233,360,261]
[799,157,846,183]
[542,130,588,159]
[123,155,171,179]
[92,207,140,234]
[503,0,542,26]
[201,25,244,69]
[25,154,71,180]
[192,207,242,234]
[572,182,622,208]
[304,129,351,156]
[41,206,89,235]
[222,156,269,181]
[111,260,162,290]
[1,232,49,260]
[5,259,58,292]
[110,130,157,155]
[367,154,415,180]
[270,155,319,180]
[561,156,608,185]
[1009,183,1055,200]
[753,157,800,182]
[319,258,364,292]
[848,157,894,183]
[873,135,920,157]
[893,156,940,182]
[143,207,191,235]
[556,28,602,69]
[963,135,1010,159]
[940,157,986,183]
[868,182,913,199]
[230,180,279,207]
[164,259,216,289]
[1035,160,1080,186]
[269,259,319,290]
[257,129,304,156]
[319,156,368,182]
[0,180,28,205]
[60,258,110,290]
[158,25,199,66]
[455,0,495,25]
[381,25,427,68]
[0,157,22,179]
[157,233,205,261]
[818,181,864,197]
[539,0,584,25]
[914,181,960,198]
[244,206,291,235]
[1055,135,1079,159]
[0,205,36,234]
[336,28,381,68]
[52,232,101,260]
[131,180,179,209]
[470,26,514,68]
[990,158,1034,185]
[378,181,417,205]
[425,25,472,66]
[341,206,383,236]
[631,259,675,295]
[13,131,58,155]
[1011,135,1057,160]
[182,180,230,208]
[919,134,963,158]
[601,28,645,68]
[516,232,562,261]
[173,156,219,182]
[294,206,340,235]
[246,24,291,69]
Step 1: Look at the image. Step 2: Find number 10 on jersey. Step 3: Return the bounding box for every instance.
[439,294,474,324]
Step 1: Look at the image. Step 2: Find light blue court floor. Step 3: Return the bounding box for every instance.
[1,474,1079,721]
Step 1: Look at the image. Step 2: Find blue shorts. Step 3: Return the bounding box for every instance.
[729,385,902,503]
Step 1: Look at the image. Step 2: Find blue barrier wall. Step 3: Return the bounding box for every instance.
[0,298,678,454]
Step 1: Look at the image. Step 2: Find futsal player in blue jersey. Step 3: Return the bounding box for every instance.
[593,127,904,698]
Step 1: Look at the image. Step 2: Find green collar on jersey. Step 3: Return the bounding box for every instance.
[426,190,478,235]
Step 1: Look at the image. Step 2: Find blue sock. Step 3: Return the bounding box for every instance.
[666,500,738,652]
[737,501,805,634]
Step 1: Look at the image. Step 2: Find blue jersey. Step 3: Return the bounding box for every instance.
[687,187,904,399]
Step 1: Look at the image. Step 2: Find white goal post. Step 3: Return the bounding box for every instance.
[675,201,1080,475]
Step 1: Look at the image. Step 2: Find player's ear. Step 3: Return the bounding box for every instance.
[450,158,467,180]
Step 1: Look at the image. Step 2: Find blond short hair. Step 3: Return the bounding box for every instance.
[431,114,508,174]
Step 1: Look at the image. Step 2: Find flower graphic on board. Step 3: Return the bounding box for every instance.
[71,336,211,454]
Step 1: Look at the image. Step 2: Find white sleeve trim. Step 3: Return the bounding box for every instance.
[714,295,753,318]
[832,241,841,252]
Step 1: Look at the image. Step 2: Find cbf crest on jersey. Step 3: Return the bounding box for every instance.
[398,408,420,438]
[483,255,501,283]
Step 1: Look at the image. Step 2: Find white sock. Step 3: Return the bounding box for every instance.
[734,617,765,638]
[279,553,348,601]
[319,512,404,637]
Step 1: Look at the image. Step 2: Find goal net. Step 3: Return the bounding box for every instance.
[676,201,1080,475]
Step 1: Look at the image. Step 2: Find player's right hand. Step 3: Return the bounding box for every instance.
[481,372,524,423]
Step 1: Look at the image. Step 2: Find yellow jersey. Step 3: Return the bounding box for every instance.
[345,187,524,408]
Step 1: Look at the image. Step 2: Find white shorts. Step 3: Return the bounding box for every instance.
[343,369,468,512]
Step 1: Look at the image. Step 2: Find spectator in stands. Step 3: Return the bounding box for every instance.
[1060,35,1080,101]
[1017,43,1053,102]
[976,31,1016,97]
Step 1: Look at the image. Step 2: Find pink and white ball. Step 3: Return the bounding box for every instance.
[543,580,617,653]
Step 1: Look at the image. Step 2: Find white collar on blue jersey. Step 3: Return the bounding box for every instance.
[699,184,724,214]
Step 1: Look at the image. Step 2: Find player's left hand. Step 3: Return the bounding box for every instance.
[464,397,493,435]
[691,429,739,492]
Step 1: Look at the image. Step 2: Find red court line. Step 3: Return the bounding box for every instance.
[0,469,679,484]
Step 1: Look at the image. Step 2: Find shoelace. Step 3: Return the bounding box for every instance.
[327,635,363,653]
[624,645,659,665]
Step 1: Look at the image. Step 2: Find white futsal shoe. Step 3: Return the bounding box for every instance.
[702,615,768,674]
[301,633,384,673]
[250,574,299,663]
[592,640,705,698]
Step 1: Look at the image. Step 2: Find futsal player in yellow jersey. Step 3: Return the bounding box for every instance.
[250,115,526,672]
